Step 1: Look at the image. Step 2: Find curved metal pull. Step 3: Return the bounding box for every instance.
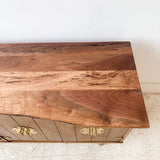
[12,126,37,136]
[80,127,104,136]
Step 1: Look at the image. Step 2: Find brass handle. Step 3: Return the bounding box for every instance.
[12,126,37,136]
[80,127,104,136]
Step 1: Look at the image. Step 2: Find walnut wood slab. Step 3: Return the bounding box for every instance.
[0,42,149,128]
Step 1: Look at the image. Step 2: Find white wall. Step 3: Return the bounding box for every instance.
[0,0,160,93]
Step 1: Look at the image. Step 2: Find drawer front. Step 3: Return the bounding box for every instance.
[0,115,130,142]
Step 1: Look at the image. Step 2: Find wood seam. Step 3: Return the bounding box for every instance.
[32,118,49,141]
[53,121,63,142]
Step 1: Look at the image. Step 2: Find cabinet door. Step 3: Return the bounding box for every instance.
[0,115,131,142]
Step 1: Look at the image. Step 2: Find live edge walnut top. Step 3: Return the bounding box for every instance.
[0,42,149,128]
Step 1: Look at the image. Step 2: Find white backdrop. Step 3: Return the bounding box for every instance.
[0,0,160,92]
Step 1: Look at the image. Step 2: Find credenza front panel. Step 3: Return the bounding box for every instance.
[0,115,129,143]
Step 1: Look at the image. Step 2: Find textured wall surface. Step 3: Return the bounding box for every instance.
[0,93,160,160]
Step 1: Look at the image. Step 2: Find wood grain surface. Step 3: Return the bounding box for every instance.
[0,71,140,91]
[0,42,149,128]
[0,42,135,71]
[0,90,149,127]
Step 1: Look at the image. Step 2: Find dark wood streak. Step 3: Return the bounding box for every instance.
[0,42,131,54]
[0,42,135,71]
[0,54,135,71]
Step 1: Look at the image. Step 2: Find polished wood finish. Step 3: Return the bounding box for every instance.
[0,70,140,91]
[0,42,135,71]
[0,90,148,128]
[0,42,149,143]
[0,42,149,129]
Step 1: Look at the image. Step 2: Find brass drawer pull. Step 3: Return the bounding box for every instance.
[12,126,37,136]
[80,127,104,136]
